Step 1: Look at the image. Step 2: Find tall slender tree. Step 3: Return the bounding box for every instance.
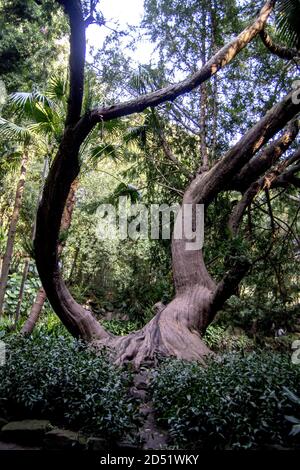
[0,120,32,314]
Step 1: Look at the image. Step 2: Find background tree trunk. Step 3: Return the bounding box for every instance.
[20,287,46,335]
[0,150,29,315]
[15,157,49,327]
[21,179,79,334]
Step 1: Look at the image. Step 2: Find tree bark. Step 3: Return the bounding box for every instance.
[0,150,29,315]
[21,179,79,335]
[21,287,47,335]
[259,27,300,60]
[14,258,30,326]
[96,88,300,366]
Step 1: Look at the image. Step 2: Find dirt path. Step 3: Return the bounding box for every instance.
[131,369,169,450]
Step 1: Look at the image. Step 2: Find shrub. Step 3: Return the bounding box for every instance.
[100,319,140,336]
[34,310,70,338]
[0,315,16,335]
[284,388,300,438]
[4,271,40,316]
[220,296,299,334]
[204,324,254,352]
[151,353,300,449]
[0,334,138,439]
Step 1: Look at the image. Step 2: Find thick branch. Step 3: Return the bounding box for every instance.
[284,146,300,166]
[208,257,251,324]
[259,27,300,60]
[231,119,299,192]
[36,0,293,358]
[170,89,300,322]
[34,129,111,341]
[89,1,275,124]
[269,146,300,187]
[184,92,300,325]
[229,182,261,236]
[274,164,300,187]
[187,89,300,206]
[57,0,86,125]
[229,147,300,235]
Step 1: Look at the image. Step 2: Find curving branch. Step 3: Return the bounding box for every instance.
[229,182,261,237]
[186,89,300,206]
[33,1,110,341]
[172,89,300,330]
[229,146,300,236]
[218,132,300,315]
[284,146,300,166]
[230,119,299,192]
[208,257,251,324]
[267,146,300,188]
[57,0,86,125]
[259,27,300,61]
[89,1,276,124]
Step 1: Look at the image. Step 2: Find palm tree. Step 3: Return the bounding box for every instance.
[0,80,64,315]
[0,120,32,314]
[275,0,300,50]
[260,0,300,59]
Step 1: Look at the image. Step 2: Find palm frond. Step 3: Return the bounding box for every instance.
[0,146,23,173]
[0,117,31,143]
[89,142,120,161]
[113,182,142,203]
[275,0,300,49]
[19,99,62,139]
[124,125,148,148]
[47,75,67,102]
[27,121,54,137]
[9,91,54,112]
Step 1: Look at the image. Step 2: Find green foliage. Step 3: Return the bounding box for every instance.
[275,0,300,49]
[151,354,300,449]
[4,271,40,316]
[0,334,137,438]
[101,319,140,336]
[0,0,67,91]
[0,315,15,336]
[32,309,70,338]
[203,325,254,353]
[284,388,300,437]
[0,117,32,143]
[221,296,299,334]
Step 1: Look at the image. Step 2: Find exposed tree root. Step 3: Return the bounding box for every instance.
[94,288,214,368]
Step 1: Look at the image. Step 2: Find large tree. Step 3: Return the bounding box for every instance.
[33,0,300,366]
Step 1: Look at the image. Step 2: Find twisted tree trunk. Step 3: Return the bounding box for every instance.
[32,0,300,368]
[21,179,79,334]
